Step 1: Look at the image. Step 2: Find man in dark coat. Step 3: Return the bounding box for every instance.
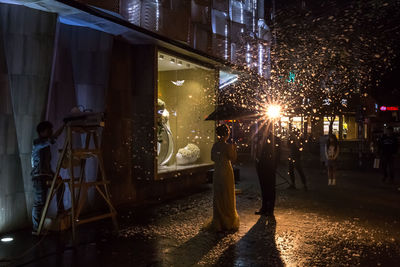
[379,126,398,183]
[255,131,281,216]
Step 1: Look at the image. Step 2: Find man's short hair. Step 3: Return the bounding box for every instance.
[36,121,53,134]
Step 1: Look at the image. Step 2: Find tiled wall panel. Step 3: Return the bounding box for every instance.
[47,23,113,212]
[0,4,57,229]
[0,49,27,232]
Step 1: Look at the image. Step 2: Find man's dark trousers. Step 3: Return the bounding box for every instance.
[32,176,64,231]
[256,165,276,215]
[288,158,307,187]
[382,155,394,182]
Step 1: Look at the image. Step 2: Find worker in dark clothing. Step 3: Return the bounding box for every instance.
[31,121,65,234]
[255,132,281,216]
[287,130,308,191]
[379,126,398,183]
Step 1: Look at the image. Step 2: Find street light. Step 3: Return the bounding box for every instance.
[265,104,282,152]
[266,104,281,120]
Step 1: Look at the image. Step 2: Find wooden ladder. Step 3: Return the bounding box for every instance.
[36,124,118,240]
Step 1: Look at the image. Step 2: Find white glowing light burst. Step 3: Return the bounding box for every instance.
[1,237,13,242]
[266,104,281,120]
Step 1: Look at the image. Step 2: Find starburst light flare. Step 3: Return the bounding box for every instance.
[266,104,282,120]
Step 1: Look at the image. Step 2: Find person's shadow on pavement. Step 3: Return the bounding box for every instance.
[215,216,284,266]
[166,229,229,266]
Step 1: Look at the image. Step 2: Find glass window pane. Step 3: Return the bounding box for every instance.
[157,52,216,174]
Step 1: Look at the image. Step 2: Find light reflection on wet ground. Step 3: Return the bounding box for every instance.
[117,164,400,266]
[2,164,399,266]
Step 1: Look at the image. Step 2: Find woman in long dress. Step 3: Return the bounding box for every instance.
[207,124,239,231]
[325,134,339,186]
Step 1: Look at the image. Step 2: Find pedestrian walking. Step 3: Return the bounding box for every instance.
[379,126,398,183]
[31,121,65,234]
[255,130,281,216]
[287,129,308,190]
[325,134,339,186]
[206,124,239,232]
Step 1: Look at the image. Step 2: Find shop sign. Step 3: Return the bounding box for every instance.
[287,72,296,83]
[380,106,399,111]
[322,98,331,105]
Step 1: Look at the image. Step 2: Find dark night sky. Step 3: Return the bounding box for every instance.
[375,57,400,105]
[273,0,400,106]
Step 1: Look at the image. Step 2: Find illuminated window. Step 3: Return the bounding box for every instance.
[157,52,216,174]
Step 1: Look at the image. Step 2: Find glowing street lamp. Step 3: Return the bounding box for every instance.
[266,104,281,120]
[265,104,282,151]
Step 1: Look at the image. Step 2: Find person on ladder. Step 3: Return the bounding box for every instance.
[31,121,65,234]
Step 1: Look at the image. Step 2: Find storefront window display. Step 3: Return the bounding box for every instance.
[323,115,357,139]
[324,116,340,136]
[157,52,216,174]
[281,116,304,133]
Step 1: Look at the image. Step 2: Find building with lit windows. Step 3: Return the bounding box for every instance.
[0,0,275,233]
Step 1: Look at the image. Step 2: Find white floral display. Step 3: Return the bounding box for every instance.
[176,143,201,165]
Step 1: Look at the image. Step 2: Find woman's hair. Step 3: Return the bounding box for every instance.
[326,134,338,150]
[216,124,230,138]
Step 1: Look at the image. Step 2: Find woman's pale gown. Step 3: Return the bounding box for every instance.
[207,141,240,231]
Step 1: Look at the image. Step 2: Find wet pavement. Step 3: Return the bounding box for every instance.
[1,162,400,266]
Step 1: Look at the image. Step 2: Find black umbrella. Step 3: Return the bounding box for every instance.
[205,105,259,121]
